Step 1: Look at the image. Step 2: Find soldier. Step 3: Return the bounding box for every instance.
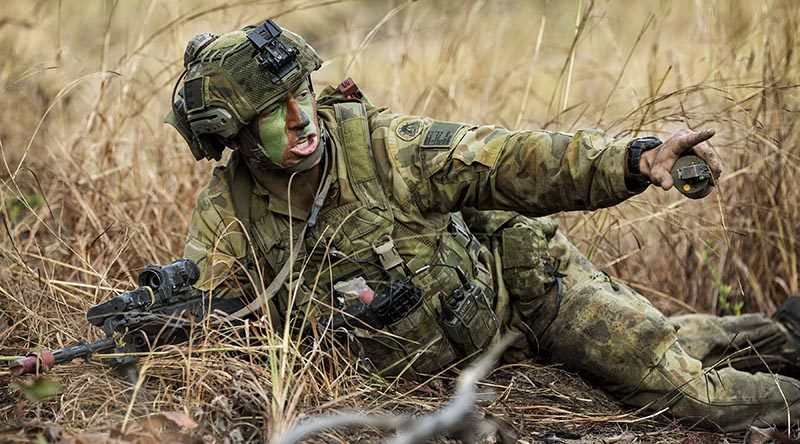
[165,20,800,431]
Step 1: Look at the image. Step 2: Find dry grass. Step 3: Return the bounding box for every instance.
[1,0,798,442]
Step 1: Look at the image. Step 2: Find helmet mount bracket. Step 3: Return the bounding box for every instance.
[246,19,300,84]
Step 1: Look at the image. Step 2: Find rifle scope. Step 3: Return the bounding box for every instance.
[87,259,200,327]
[137,258,200,290]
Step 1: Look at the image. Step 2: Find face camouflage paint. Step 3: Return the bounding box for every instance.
[255,79,322,170]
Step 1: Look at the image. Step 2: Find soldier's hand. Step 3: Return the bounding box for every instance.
[640,129,722,190]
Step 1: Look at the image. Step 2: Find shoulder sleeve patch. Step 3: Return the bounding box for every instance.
[422,121,465,148]
[395,119,424,141]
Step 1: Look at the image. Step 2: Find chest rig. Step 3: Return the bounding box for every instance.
[229,94,500,377]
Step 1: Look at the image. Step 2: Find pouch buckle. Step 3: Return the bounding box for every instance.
[372,235,410,278]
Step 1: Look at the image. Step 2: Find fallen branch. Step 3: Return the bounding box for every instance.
[275,334,518,444]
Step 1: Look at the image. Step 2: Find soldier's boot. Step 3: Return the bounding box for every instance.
[771,295,800,371]
[773,296,800,338]
[670,307,800,378]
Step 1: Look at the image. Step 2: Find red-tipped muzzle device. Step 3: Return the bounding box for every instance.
[9,350,56,376]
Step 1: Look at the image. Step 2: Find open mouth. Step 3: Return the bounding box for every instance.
[288,134,318,157]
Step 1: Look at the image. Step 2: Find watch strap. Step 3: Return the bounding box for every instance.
[626,136,662,185]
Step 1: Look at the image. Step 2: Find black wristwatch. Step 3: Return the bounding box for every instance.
[626,136,663,186]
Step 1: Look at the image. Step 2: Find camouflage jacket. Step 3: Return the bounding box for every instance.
[182,83,642,374]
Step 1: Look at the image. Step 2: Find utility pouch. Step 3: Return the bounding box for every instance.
[383,299,458,374]
[439,283,499,357]
[501,217,559,318]
[332,279,459,376]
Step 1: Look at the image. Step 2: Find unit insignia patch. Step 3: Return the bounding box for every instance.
[396,120,423,141]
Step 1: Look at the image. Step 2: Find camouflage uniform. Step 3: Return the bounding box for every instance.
[183,85,800,431]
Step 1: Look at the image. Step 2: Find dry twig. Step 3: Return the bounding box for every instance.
[276,334,517,444]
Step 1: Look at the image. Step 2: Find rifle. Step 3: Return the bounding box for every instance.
[9,259,244,379]
[9,261,425,378]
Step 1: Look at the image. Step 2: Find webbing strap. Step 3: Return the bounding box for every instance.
[227,227,306,320]
[227,155,283,322]
[230,154,252,227]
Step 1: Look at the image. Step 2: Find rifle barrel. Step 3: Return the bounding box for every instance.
[9,337,116,376]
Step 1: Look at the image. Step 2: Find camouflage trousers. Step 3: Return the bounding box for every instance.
[486,214,800,432]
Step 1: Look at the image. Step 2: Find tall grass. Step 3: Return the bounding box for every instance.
[1,0,798,441]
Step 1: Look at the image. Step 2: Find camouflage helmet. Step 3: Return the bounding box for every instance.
[166,19,323,161]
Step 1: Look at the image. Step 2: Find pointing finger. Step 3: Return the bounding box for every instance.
[678,128,715,150]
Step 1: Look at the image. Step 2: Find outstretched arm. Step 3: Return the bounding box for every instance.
[371,112,720,216]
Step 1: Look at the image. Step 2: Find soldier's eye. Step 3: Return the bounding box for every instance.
[297,90,310,100]
[259,106,280,119]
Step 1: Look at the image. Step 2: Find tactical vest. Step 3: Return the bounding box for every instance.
[229,93,500,377]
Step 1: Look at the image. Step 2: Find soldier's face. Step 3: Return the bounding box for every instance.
[255,79,320,168]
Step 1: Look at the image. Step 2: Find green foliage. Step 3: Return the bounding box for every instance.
[4,193,43,223]
[12,377,62,403]
[696,246,743,316]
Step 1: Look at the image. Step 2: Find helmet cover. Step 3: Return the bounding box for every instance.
[166,19,322,161]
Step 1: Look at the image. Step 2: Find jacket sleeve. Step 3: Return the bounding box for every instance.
[370,111,645,217]
[183,167,258,300]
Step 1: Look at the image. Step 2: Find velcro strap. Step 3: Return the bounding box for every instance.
[335,102,373,184]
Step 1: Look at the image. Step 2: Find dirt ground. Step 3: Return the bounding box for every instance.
[1,358,752,443]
